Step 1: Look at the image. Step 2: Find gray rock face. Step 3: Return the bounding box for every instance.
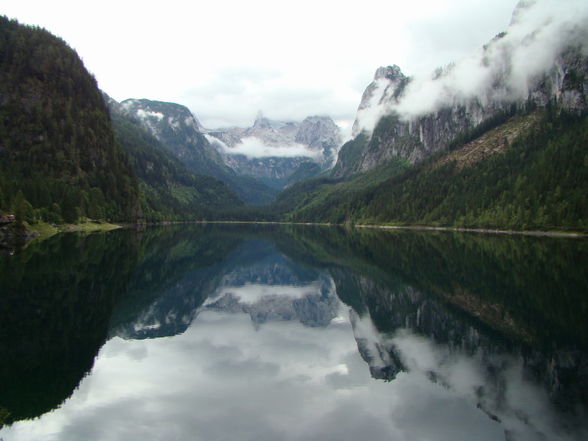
[349,308,404,381]
[350,65,409,139]
[295,116,342,166]
[119,98,227,178]
[208,114,342,188]
[334,2,588,178]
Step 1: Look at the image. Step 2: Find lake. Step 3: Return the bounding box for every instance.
[0,224,587,441]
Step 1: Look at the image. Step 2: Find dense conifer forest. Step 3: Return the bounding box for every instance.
[0,16,139,224]
[1,16,586,234]
[274,109,588,232]
[111,111,243,221]
[0,17,242,228]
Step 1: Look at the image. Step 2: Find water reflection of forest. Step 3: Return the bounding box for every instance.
[0,225,586,430]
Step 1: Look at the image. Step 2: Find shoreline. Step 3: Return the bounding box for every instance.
[353,224,586,238]
[4,220,585,249]
[191,220,587,238]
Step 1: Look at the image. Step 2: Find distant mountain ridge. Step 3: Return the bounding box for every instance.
[106,96,243,220]
[207,114,341,188]
[119,99,229,178]
[118,98,343,200]
[116,98,278,204]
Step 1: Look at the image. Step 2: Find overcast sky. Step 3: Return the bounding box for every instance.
[4,0,518,129]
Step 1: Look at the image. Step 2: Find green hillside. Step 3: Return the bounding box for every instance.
[274,109,588,232]
[111,111,243,221]
[0,16,139,224]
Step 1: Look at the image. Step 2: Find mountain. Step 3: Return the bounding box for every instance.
[119,99,277,204]
[207,113,342,189]
[0,230,138,425]
[106,97,243,220]
[334,2,588,177]
[112,236,339,339]
[0,16,140,224]
[120,99,227,176]
[274,1,588,231]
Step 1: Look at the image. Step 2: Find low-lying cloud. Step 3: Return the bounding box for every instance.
[358,0,588,132]
[214,136,322,159]
[400,0,588,117]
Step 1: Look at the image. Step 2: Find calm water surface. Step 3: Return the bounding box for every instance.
[0,224,587,441]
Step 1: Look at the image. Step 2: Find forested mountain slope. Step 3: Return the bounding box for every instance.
[108,102,243,221]
[0,16,139,223]
[119,99,278,205]
[275,110,588,231]
[273,1,588,232]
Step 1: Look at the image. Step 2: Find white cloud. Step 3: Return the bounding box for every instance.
[395,0,588,118]
[206,282,325,305]
[220,136,321,159]
[1,310,507,441]
[135,109,164,121]
[2,0,518,128]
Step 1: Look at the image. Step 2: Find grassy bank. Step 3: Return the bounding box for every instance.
[26,220,122,242]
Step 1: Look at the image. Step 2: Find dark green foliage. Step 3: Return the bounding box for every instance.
[221,173,278,206]
[0,17,139,222]
[330,132,369,177]
[0,231,139,425]
[273,157,410,223]
[282,161,322,188]
[276,111,588,232]
[110,111,243,221]
[361,111,588,230]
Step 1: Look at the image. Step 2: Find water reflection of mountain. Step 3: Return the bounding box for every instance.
[0,231,138,427]
[111,233,340,339]
[1,224,587,439]
[283,227,588,440]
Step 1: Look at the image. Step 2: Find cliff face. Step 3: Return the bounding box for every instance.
[207,114,342,189]
[333,2,588,178]
[120,99,228,177]
[117,99,278,204]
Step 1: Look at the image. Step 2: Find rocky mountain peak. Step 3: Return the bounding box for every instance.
[338,1,588,176]
[117,98,232,184]
[120,99,204,137]
[351,65,410,138]
[207,113,342,188]
[295,116,342,152]
[374,65,406,82]
[252,113,273,130]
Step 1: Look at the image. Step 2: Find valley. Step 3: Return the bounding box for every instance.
[1,2,588,440]
[1,0,587,234]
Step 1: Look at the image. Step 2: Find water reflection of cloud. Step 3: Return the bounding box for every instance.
[390,329,588,441]
[0,311,512,441]
[208,282,324,305]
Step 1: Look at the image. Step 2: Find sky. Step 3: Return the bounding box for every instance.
[2,308,572,440]
[3,0,519,130]
[351,0,588,135]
